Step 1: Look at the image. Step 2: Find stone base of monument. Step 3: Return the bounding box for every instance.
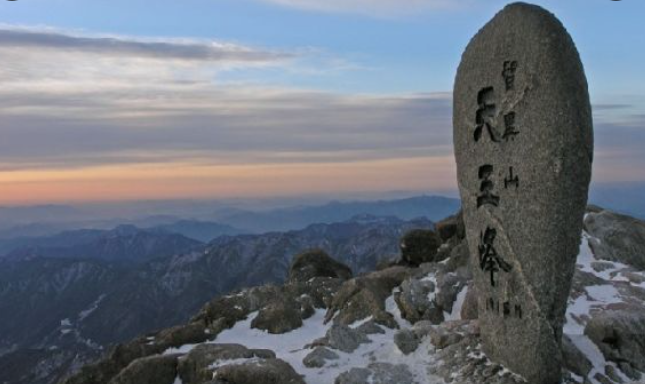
[453,3,593,384]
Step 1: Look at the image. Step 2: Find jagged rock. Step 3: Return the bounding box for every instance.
[325,267,412,328]
[584,209,645,270]
[324,324,370,353]
[400,229,442,266]
[443,239,471,273]
[108,354,178,384]
[155,322,210,349]
[251,298,303,334]
[178,344,275,384]
[289,249,353,283]
[335,363,415,384]
[435,272,467,314]
[213,358,305,384]
[428,326,464,350]
[394,329,419,355]
[61,336,167,384]
[561,335,593,378]
[193,285,283,330]
[394,277,437,324]
[356,320,386,335]
[411,320,434,339]
[302,347,339,368]
[584,306,645,374]
[284,277,344,310]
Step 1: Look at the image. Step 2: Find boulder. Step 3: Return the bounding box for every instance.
[302,347,339,368]
[213,358,305,384]
[561,335,593,378]
[394,329,419,355]
[394,277,437,324]
[400,229,442,266]
[584,307,645,375]
[108,354,178,384]
[324,324,370,353]
[178,344,275,384]
[251,298,303,334]
[289,249,353,283]
[325,267,412,328]
[335,363,414,384]
[584,209,645,270]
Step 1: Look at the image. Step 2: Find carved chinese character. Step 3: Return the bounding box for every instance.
[504,166,519,189]
[502,61,518,91]
[474,87,501,142]
[502,112,519,141]
[478,227,512,287]
[477,165,500,208]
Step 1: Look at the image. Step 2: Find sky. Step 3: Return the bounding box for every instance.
[0,0,643,205]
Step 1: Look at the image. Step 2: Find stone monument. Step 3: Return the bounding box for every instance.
[453,3,593,384]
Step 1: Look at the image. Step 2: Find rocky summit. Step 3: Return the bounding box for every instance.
[453,3,593,383]
[58,206,645,384]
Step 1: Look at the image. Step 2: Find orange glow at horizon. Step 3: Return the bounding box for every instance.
[0,156,458,205]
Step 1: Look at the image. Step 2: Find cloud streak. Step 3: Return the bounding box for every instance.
[0,28,293,63]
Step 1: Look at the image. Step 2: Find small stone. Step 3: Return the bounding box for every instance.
[302,347,339,368]
[394,329,419,355]
[326,324,370,353]
[604,365,623,383]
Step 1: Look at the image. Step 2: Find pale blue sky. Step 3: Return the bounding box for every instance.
[0,0,643,204]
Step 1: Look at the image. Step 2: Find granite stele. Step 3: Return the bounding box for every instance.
[453,3,593,384]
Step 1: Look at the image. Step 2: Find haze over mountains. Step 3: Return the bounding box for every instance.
[0,209,437,384]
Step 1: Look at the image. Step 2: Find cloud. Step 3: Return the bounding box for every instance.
[0,27,293,63]
[0,25,455,198]
[253,0,458,16]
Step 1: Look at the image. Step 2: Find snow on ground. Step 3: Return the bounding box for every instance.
[446,286,467,321]
[164,298,445,384]
[564,232,643,384]
[78,294,106,321]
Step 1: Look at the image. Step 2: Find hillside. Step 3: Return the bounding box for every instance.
[58,206,645,384]
[0,215,434,384]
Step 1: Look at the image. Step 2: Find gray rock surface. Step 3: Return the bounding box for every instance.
[213,358,305,384]
[393,329,419,355]
[108,354,178,384]
[289,249,353,283]
[251,298,303,334]
[324,324,370,353]
[177,344,275,383]
[584,307,645,376]
[584,209,645,270]
[334,363,415,384]
[302,347,339,368]
[453,3,593,383]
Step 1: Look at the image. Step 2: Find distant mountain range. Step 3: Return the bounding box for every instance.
[211,195,460,233]
[0,214,436,384]
[0,196,460,252]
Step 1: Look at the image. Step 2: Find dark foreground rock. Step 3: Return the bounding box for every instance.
[289,249,353,283]
[584,208,645,270]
